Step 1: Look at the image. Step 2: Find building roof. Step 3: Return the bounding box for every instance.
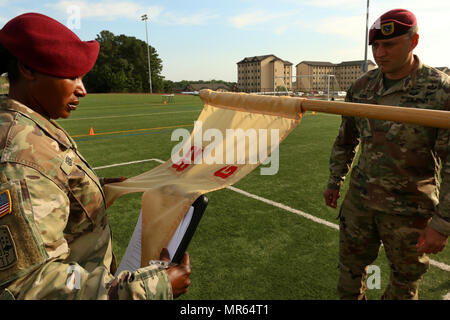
[237,55,275,64]
[338,60,375,66]
[296,61,335,67]
[296,60,375,67]
[237,55,292,66]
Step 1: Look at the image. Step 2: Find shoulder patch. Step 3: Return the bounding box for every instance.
[0,225,17,270]
[0,190,12,219]
[0,181,47,286]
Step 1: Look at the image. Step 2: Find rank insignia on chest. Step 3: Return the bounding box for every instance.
[0,225,16,270]
[0,190,12,219]
[65,156,73,166]
[61,154,74,175]
[381,22,394,35]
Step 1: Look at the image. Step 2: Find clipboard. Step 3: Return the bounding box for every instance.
[115,195,208,275]
[168,195,208,264]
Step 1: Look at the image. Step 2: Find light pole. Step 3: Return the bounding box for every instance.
[363,0,370,73]
[141,14,152,94]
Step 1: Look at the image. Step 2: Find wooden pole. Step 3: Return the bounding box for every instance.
[300,98,450,129]
[199,90,450,129]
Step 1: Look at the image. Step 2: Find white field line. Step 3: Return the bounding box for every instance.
[93,158,450,274]
[72,101,195,110]
[94,158,164,170]
[58,109,201,122]
[60,108,329,123]
[227,185,450,273]
[226,185,339,230]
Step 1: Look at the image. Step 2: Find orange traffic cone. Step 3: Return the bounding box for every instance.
[164,100,167,105]
[89,127,95,136]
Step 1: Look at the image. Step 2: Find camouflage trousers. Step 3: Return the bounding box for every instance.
[337,191,430,300]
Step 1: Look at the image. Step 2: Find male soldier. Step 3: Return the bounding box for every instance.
[323,8,449,299]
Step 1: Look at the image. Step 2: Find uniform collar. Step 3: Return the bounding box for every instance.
[0,96,76,149]
[372,55,423,96]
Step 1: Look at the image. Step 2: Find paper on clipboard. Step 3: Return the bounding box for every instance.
[115,206,194,275]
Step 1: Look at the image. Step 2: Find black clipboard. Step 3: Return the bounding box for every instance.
[170,195,208,264]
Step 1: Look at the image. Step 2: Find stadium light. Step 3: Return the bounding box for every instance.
[363,0,370,73]
[141,14,152,94]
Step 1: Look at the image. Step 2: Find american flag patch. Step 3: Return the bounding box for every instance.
[0,190,12,218]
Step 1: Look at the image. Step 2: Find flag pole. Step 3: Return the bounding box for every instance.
[300,98,450,129]
[199,90,450,129]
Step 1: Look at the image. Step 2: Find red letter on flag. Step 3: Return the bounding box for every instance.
[214,166,238,179]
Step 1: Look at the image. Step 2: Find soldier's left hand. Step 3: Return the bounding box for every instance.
[417,226,448,254]
[160,248,192,298]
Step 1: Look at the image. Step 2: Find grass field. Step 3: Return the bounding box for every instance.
[57,93,450,300]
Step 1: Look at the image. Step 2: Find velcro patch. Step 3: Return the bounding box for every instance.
[0,181,47,286]
[0,225,17,270]
[0,190,12,219]
[61,154,74,175]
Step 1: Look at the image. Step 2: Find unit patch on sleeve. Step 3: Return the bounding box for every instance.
[0,190,12,219]
[0,225,17,270]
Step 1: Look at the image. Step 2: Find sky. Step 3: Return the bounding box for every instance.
[1,0,449,82]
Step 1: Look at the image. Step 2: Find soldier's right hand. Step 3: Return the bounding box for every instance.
[160,249,192,298]
[323,188,340,208]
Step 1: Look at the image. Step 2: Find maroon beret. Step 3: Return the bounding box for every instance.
[369,8,417,45]
[0,12,99,78]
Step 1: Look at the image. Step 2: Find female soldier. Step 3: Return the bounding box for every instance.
[0,12,191,299]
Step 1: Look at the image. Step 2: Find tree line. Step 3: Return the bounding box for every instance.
[84,30,234,94]
[83,30,164,93]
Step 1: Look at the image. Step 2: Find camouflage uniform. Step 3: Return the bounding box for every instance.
[0,96,172,300]
[327,56,450,299]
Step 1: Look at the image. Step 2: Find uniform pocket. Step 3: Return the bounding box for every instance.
[64,160,106,233]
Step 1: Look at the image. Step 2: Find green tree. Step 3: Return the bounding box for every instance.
[84,30,164,93]
[162,80,174,93]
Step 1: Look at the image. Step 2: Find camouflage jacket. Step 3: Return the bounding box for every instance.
[0,96,172,299]
[327,56,450,236]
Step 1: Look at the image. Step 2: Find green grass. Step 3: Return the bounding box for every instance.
[57,93,450,300]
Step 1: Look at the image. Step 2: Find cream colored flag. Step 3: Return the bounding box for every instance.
[104,89,304,266]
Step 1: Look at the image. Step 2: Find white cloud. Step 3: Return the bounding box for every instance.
[314,15,365,39]
[52,1,163,20]
[301,0,363,8]
[157,11,219,26]
[378,0,450,11]
[275,25,288,35]
[298,0,450,10]
[230,10,292,29]
[51,1,217,26]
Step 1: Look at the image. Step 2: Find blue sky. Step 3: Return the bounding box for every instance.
[1,0,449,82]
